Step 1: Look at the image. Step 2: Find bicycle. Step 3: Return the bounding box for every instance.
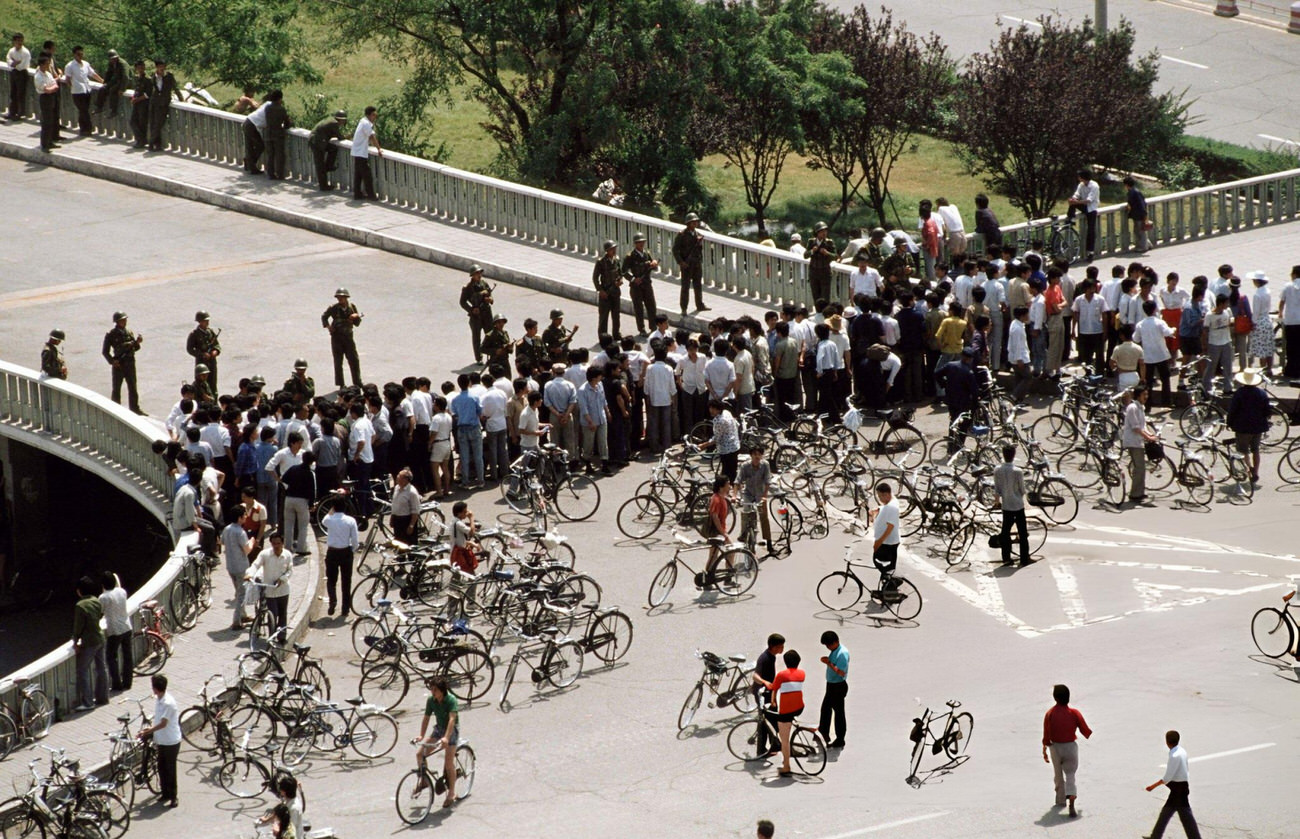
[850,407,927,470]
[497,627,584,711]
[943,500,1049,567]
[815,527,923,622]
[677,650,757,730]
[130,598,174,676]
[1024,214,1081,264]
[357,628,494,711]
[215,717,303,801]
[394,738,475,825]
[236,641,331,701]
[570,605,635,665]
[1250,594,1300,659]
[0,750,116,839]
[725,705,827,776]
[906,699,974,787]
[0,676,54,760]
[279,696,399,767]
[245,580,289,652]
[499,444,601,521]
[646,532,759,609]
[31,744,129,839]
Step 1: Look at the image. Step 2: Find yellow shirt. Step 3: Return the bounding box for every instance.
[936,316,968,355]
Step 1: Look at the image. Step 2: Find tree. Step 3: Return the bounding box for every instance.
[52,0,317,91]
[954,16,1181,219]
[799,49,867,230]
[698,0,815,236]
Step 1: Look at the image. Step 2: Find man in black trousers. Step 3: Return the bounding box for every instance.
[818,630,849,749]
[129,60,150,147]
[147,59,176,151]
[1144,729,1202,839]
[308,109,347,190]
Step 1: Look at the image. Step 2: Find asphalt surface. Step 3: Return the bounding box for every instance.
[823,0,1300,151]
[0,159,1296,838]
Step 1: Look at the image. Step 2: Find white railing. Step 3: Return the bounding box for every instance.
[0,360,180,719]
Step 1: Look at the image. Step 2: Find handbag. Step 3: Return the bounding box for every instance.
[1233,314,1252,335]
[1142,219,1154,231]
[1145,440,1165,462]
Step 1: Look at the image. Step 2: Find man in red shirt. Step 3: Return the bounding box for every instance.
[706,475,732,565]
[1042,683,1092,817]
[768,649,805,777]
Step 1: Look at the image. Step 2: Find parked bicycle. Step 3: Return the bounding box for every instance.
[0,676,54,760]
[497,627,584,711]
[677,650,756,730]
[1251,593,1300,660]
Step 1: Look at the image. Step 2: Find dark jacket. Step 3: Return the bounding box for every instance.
[975,207,1002,246]
[148,72,177,115]
[1227,385,1270,434]
[896,306,927,353]
[849,312,883,360]
[102,58,126,94]
[309,116,343,149]
[1126,187,1148,221]
[265,101,291,140]
[672,228,702,267]
[935,360,979,413]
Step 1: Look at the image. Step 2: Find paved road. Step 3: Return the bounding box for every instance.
[833,0,1300,150]
[0,161,1296,838]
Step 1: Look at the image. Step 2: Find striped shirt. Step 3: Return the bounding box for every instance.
[771,667,806,715]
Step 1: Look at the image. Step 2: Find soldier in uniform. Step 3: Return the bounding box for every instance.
[458,265,494,364]
[593,239,623,339]
[308,109,346,191]
[283,359,315,407]
[672,212,709,318]
[542,309,577,364]
[515,318,548,377]
[622,232,660,336]
[41,329,68,379]
[192,363,215,404]
[805,221,836,307]
[321,287,362,388]
[480,315,513,369]
[186,310,221,393]
[101,311,144,414]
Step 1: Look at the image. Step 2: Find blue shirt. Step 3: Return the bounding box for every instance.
[825,644,849,684]
[253,441,279,486]
[451,390,482,428]
[576,382,608,427]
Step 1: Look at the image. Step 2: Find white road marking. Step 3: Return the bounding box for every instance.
[1001,16,1042,27]
[1157,743,1274,767]
[817,811,951,839]
[1258,133,1300,147]
[1050,561,1087,627]
[1161,55,1209,70]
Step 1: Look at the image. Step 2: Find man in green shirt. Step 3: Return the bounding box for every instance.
[72,575,109,711]
[414,676,460,808]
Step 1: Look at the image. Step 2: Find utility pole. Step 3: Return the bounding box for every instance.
[1096,0,1108,36]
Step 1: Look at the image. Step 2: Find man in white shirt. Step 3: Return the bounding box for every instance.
[1028,281,1047,376]
[63,46,103,134]
[408,378,434,491]
[1144,729,1200,839]
[543,363,579,458]
[1122,385,1158,502]
[788,233,806,260]
[1066,169,1101,258]
[678,339,710,430]
[350,105,381,200]
[979,268,1007,370]
[813,323,844,421]
[1071,279,1109,373]
[34,53,60,152]
[243,97,269,172]
[868,482,901,578]
[321,495,360,616]
[1277,265,1300,380]
[849,253,881,301]
[935,198,966,258]
[1134,300,1175,406]
[346,403,375,519]
[642,346,677,453]
[703,340,736,402]
[480,380,508,482]
[139,674,182,807]
[98,572,133,691]
[6,33,31,120]
[1008,306,1032,404]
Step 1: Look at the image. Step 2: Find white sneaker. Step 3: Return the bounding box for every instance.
[73,704,94,712]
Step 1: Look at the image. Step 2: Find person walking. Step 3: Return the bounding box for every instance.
[308,110,347,190]
[245,530,292,638]
[1042,684,1091,817]
[138,674,182,807]
[350,105,381,200]
[993,445,1033,566]
[1123,385,1158,505]
[102,311,144,414]
[321,495,359,617]
[99,572,133,692]
[147,59,176,151]
[321,287,363,389]
[221,506,255,630]
[71,576,109,711]
[672,213,707,318]
[1144,730,1202,839]
[817,630,848,750]
[1227,369,1270,484]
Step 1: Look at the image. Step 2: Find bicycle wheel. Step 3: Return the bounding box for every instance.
[1179,402,1224,441]
[350,616,385,659]
[1052,225,1081,263]
[350,574,391,613]
[678,682,704,731]
[883,577,923,621]
[279,719,319,767]
[801,439,839,479]
[1183,460,1214,507]
[1250,608,1295,658]
[544,640,584,688]
[791,727,828,776]
[588,610,634,664]
[19,691,52,740]
[226,704,280,753]
[454,743,476,798]
[441,649,494,702]
[248,607,279,651]
[944,711,975,759]
[219,755,270,799]
[712,548,759,597]
[395,769,434,825]
[1100,457,1127,506]
[1278,440,1300,485]
[1144,455,1178,494]
[167,580,200,631]
[549,573,603,612]
[1031,477,1078,526]
[726,719,764,761]
[636,478,682,510]
[1263,406,1291,451]
[1055,448,1101,490]
[350,711,399,759]
[237,650,278,683]
[1225,455,1255,500]
[617,495,666,539]
[553,474,601,522]
[816,572,863,612]
[1026,516,1049,556]
[296,662,331,701]
[882,425,926,470]
[1028,413,1076,456]
[945,524,976,567]
[0,715,16,762]
[820,474,862,514]
[0,801,42,839]
[179,706,216,752]
[647,562,677,608]
[358,662,410,711]
[131,632,169,676]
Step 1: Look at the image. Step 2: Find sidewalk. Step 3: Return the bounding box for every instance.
[0,536,321,795]
[0,116,758,331]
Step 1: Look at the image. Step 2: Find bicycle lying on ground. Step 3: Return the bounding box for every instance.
[906,699,973,788]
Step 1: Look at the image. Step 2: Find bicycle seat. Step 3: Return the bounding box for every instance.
[705,535,727,545]
[347,697,364,707]
[376,598,393,608]
[141,599,159,610]
[116,714,132,724]
[537,626,560,637]
[293,644,311,656]
[728,654,747,663]
[945,699,962,709]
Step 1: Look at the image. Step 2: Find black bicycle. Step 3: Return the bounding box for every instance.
[677,650,756,730]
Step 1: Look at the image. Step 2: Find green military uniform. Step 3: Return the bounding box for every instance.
[186,313,221,393]
[622,239,659,335]
[542,309,577,363]
[881,248,914,298]
[480,318,513,368]
[308,111,346,190]
[459,269,494,362]
[283,365,316,407]
[321,288,362,388]
[593,242,623,338]
[102,313,144,414]
[515,335,548,376]
[41,333,67,380]
[192,364,216,404]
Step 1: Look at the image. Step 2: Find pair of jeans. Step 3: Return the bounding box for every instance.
[999,508,1030,564]
[455,425,484,485]
[75,643,109,707]
[229,572,247,627]
[484,429,509,481]
[581,423,609,467]
[105,632,133,691]
[1030,330,1047,375]
[1203,343,1233,394]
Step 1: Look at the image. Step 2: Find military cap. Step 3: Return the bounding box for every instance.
[602,239,617,251]
[112,311,127,322]
[50,329,65,340]
[685,212,700,223]
[195,310,210,322]
[549,309,564,319]
[813,221,828,232]
[294,358,309,370]
[469,264,483,276]
[333,110,347,120]
[633,232,647,243]
[194,364,210,375]
[334,287,350,297]
[492,315,508,324]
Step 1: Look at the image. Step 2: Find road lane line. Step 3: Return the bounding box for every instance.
[1161,55,1209,69]
[1050,562,1087,626]
[817,812,951,839]
[1157,743,1274,767]
[1259,134,1300,146]
[1001,16,1042,27]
